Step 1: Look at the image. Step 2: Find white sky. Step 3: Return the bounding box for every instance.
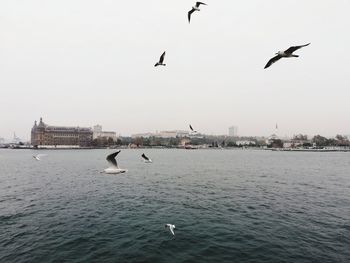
[1,0,350,140]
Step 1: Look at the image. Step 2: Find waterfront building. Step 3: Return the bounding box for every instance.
[228,126,238,137]
[236,140,256,146]
[31,118,93,147]
[157,130,189,138]
[93,125,117,141]
[265,133,279,145]
[131,130,190,139]
[131,132,154,139]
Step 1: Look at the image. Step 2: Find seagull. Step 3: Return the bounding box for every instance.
[189,124,197,133]
[188,2,207,23]
[141,153,152,163]
[264,43,310,69]
[33,154,46,161]
[104,150,128,174]
[154,51,166,67]
[165,224,176,236]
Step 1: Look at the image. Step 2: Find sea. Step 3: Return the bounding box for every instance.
[0,149,349,263]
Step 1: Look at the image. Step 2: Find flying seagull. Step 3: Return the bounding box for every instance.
[33,154,46,161]
[264,43,310,69]
[165,224,176,236]
[189,124,197,133]
[104,151,127,174]
[154,51,166,67]
[141,153,152,163]
[188,2,207,23]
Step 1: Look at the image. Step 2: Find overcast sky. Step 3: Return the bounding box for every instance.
[1,0,350,140]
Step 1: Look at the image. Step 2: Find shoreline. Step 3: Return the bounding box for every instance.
[1,146,350,152]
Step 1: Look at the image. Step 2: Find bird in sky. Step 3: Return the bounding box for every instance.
[264,43,311,69]
[189,124,197,133]
[155,51,166,67]
[188,2,207,23]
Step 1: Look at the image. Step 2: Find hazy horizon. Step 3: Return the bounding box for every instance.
[1,0,350,140]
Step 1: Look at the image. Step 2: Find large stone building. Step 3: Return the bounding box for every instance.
[31,118,93,147]
[92,125,117,141]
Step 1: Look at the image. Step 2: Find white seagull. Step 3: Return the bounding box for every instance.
[264,43,310,69]
[104,150,128,174]
[165,224,176,236]
[33,154,46,161]
[188,2,207,23]
[189,124,197,133]
[154,51,166,67]
[141,153,152,163]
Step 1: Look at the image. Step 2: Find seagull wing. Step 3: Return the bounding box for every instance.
[142,153,149,161]
[159,51,166,64]
[196,2,207,7]
[284,43,310,55]
[189,124,194,131]
[188,8,195,23]
[106,150,120,168]
[264,55,282,69]
[170,226,175,235]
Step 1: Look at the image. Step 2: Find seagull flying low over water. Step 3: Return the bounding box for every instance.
[264,43,310,69]
[188,2,207,23]
[189,124,197,133]
[154,51,166,67]
[33,154,46,161]
[165,224,176,236]
[104,151,127,174]
[141,153,152,163]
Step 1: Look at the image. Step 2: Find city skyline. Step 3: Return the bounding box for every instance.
[1,0,350,139]
[1,116,349,143]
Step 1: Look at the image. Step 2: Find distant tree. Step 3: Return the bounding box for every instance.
[106,137,114,146]
[227,141,237,147]
[293,134,308,141]
[302,142,312,148]
[269,139,283,148]
[335,134,345,141]
[144,138,151,146]
[335,134,349,146]
[168,138,179,147]
[312,135,329,147]
[133,137,143,147]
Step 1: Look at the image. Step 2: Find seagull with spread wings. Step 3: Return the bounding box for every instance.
[33,154,46,161]
[104,151,128,174]
[264,43,310,69]
[188,2,207,23]
[141,153,152,163]
[165,224,176,236]
[154,51,166,67]
[189,124,197,133]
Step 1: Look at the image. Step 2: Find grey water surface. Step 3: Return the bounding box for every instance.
[0,149,349,263]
